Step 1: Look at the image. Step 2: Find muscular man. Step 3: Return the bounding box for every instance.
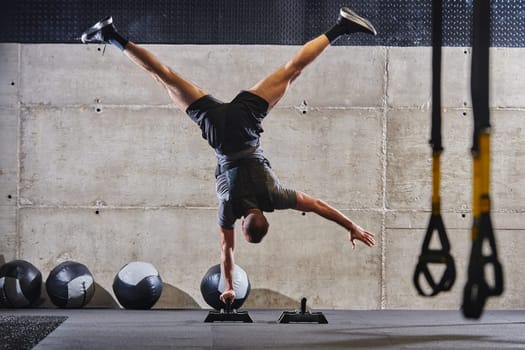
[81,6,377,305]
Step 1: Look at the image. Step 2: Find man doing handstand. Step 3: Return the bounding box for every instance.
[81,6,377,305]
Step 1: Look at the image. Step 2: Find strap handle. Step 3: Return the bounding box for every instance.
[462,211,504,318]
[414,214,456,296]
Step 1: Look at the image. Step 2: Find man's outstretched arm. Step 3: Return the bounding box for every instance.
[219,227,236,303]
[294,191,376,248]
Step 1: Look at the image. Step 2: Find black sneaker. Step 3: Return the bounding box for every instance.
[81,16,116,44]
[338,7,377,36]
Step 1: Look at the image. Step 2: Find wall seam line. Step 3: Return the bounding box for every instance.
[16,43,22,260]
[380,46,390,310]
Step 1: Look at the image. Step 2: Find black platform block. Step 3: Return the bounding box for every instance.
[278,310,328,324]
[204,310,253,323]
[278,297,328,324]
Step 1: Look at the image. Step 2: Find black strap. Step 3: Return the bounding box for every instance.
[413,0,456,297]
[470,0,490,154]
[430,0,443,153]
[462,0,504,319]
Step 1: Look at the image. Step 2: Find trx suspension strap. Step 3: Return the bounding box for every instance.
[413,0,456,297]
[462,0,503,319]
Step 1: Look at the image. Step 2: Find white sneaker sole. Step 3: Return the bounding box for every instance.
[81,16,113,43]
[340,7,377,35]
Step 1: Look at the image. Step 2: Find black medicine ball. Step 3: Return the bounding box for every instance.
[0,260,42,308]
[46,261,95,308]
[200,264,250,310]
[113,261,163,309]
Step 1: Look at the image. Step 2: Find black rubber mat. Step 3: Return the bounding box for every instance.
[0,0,523,47]
[0,315,67,350]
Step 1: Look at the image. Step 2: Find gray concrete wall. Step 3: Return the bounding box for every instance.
[0,43,524,310]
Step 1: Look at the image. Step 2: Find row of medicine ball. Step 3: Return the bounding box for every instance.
[0,260,162,309]
[0,260,250,310]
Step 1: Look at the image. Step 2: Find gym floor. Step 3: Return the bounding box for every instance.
[1,309,524,349]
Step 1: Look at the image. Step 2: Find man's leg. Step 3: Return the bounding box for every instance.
[81,17,206,111]
[248,6,376,110]
[123,42,207,111]
[248,35,330,111]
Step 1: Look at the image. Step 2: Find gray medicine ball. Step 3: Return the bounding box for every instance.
[200,264,250,310]
[113,261,163,309]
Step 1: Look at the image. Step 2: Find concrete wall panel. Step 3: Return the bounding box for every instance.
[285,46,385,107]
[491,110,525,211]
[0,205,17,262]
[491,48,525,108]
[0,105,18,262]
[19,207,381,309]
[388,47,525,109]
[384,211,525,309]
[20,105,216,207]
[386,108,473,211]
[387,48,471,109]
[2,44,524,310]
[387,108,525,212]
[0,107,18,205]
[20,44,170,107]
[19,207,219,308]
[19,105,383,209]
[20,45,385,108]
[384,211,470,309]
[0,44,19,107]
[237,210,382,309]
[263,108,384,209]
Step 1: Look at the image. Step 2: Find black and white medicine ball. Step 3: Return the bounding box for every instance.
[46,261,95,308]
[200,264,250,310]
[0,260,42,308]
[113,261,163,309]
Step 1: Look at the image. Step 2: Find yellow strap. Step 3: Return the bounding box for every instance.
[471,142,481,241]
[479,131,491,213]
[472,154,481,218]
[472,130,491,240]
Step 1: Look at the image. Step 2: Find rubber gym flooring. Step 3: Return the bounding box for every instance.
[1,309,524,349]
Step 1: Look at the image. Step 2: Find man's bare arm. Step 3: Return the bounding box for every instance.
[219,226,236,303]
[295,191,375,248]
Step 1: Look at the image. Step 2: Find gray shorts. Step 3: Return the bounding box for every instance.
[216,160,297,229]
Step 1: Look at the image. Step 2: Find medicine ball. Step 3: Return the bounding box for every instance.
[113,261,162,309]
[200,264,250,310]
[0,260,42,308]
[46,261,95,308]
